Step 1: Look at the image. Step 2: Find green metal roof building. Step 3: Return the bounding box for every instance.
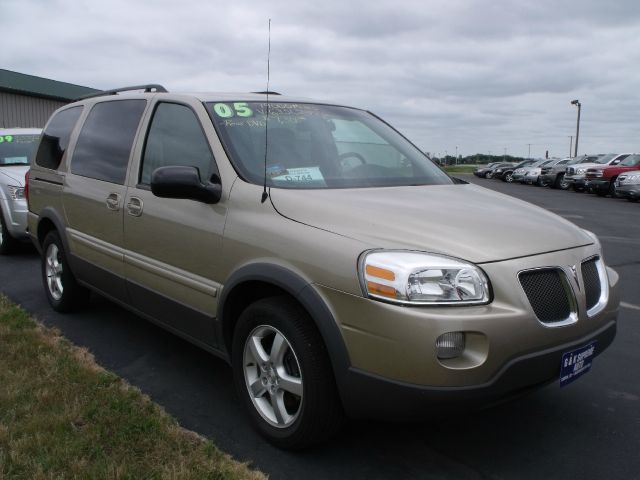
[0,69,99,128]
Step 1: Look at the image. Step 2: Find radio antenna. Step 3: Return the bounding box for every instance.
[261,18,272,203]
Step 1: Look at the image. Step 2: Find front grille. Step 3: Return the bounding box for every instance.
[582,258,601,311]
[519,269,572,324]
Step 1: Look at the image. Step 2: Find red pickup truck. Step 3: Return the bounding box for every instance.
[585,154,640,196]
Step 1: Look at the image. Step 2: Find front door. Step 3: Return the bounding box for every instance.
[123,101,226,346]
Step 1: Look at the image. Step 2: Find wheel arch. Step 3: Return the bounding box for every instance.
[217,263,352,385]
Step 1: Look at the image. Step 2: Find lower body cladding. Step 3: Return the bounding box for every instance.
[319,244,619,419]
[615,184,640,200]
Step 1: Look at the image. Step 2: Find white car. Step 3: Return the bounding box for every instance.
[615,169,640,202]
[0,128,41,253]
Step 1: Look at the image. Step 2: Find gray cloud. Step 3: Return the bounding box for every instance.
[2,0,639,158]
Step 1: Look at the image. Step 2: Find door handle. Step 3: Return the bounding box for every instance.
[106,193,120,211]
[126,197,144,217]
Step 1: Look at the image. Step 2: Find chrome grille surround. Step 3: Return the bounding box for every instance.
[582,256,609,317]
[518,267,578,327]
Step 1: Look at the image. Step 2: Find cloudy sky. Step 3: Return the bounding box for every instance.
[3,0,640,158]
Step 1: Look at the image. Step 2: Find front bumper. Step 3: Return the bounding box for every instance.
[615,184,640,199]
[318,244,619,418]
[341,320,616,418]
[585,178,610,192]
[566,175,587,188]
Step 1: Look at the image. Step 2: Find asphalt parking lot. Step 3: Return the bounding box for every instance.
[1,175,639,480]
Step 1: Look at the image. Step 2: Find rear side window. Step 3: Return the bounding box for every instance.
[139,103,216,185]
[71,100,146,184]
[35,106,83,170]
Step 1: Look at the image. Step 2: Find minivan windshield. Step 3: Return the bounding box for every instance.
[207,102,452,189]
[0,134,40,166]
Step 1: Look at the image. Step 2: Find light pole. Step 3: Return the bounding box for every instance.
[527,143,531,159]
[455,145,458,165]
[503,147,506,162]
[571,99,581,157]
[568,136,573,158]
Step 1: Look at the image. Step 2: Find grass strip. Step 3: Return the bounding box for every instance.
[443,165,477,174]
[0,295,265,480]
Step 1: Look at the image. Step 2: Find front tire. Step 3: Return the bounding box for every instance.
[504,172,514,183]
[232,296,344,450]
[41,231,89,312]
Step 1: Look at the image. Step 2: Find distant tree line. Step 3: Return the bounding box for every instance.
[426,153,527,165]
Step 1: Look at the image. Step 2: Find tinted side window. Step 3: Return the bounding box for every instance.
[35,106,83,169]
[140,103,215,185]
[72,100,146,184]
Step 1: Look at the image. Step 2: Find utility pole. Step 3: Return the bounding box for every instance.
[571,100,581,157]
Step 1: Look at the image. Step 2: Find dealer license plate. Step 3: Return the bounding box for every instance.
[560,341,597,387]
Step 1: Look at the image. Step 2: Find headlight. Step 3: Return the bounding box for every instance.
[359,251,491,305]
[577,168,586,174]
[7,185,25,200]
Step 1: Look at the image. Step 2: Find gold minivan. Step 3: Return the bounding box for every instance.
[27,85,619,449]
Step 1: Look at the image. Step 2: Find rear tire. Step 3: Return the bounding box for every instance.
[0,210,19,255]
[232,296,344,450]
[41,231,90,312]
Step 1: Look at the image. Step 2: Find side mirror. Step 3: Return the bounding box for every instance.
[151,166,222,204]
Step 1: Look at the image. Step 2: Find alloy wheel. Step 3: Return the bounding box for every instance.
[45,243,64,301]
[243,325,303,428]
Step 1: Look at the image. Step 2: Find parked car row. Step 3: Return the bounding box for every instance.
[474,153,640,202]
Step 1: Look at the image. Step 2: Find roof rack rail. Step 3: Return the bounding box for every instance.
[75,84,168,101]
[251,91,281,95]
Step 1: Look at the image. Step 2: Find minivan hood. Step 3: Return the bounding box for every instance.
[0,165,29,186]
[270,184,592,264]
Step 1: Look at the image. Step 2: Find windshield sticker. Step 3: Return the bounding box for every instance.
[271,166,326,186]
[267,164,288,178]
[0,135,14,143]
[209,103,326,127]
[212,102,254,118]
